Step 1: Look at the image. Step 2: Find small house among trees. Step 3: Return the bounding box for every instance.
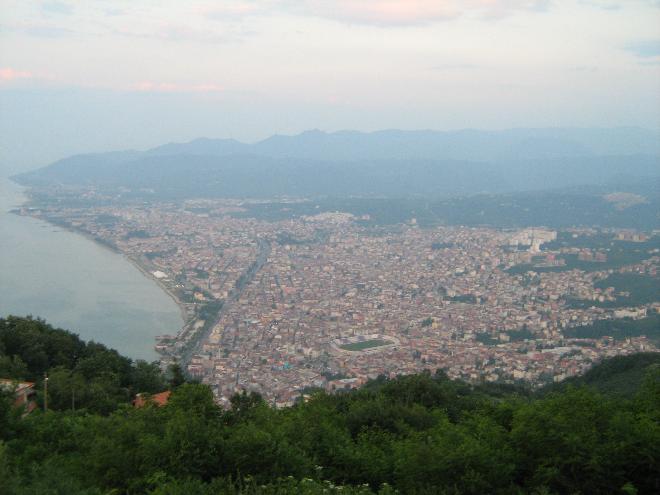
[0,378,37,415]
[133,390,171,408]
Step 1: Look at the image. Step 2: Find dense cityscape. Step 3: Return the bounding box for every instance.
[3,0,659,492]
[18,195,659,407]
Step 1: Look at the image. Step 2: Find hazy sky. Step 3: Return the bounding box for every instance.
[1,0,659,174]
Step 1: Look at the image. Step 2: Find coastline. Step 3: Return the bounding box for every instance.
[123,255,190,327]
[6,182,188,356]
[18,209,190,351]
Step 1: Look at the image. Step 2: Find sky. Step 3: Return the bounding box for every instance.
[1,0,659,174]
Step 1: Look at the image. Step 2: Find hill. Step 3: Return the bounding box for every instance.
[0,316,172,414]
[147,127,660,161]
[13,128,660,200]
[1,316,658,494]
[540,352,660,397]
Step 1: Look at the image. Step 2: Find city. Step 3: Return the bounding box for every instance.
[19,195,658,407]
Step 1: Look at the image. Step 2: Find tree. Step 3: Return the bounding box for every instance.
[167,363,186,390]
[226,390,265,425]
[131,360,167,394]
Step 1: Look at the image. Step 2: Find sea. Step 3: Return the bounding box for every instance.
[0,177,182,361]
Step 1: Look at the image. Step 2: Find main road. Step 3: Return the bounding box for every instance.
[178,237,271,366]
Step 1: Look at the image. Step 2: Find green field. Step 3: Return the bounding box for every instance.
[340,338,392,351]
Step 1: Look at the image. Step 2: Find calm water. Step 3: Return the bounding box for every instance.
[0,178,182,360]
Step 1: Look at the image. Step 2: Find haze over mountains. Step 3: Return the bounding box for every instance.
[14,128,660,199]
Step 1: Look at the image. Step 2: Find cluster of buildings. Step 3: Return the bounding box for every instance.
[21,198,659,407]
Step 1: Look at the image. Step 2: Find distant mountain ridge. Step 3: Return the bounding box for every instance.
[13,128,660,199]
[146,127,660,161]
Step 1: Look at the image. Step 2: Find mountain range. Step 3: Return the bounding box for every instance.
[13,128,660,199]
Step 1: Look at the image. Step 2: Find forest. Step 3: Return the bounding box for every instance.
[1,316,659,494]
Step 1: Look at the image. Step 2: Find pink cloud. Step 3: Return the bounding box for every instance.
[192,83,225,92]
[131,81,224,93]
[288,0,550,26]
[195,1,551,26]
[0,67,34,82]
[132,81,177,92]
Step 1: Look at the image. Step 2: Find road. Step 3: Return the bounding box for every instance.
[179,237,271,366]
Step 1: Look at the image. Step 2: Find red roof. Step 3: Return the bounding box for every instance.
[133,390,171,408]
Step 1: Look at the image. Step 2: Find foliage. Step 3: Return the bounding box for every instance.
[563,313,660,342]
[540,352,660,397]
[0,316,166,414]
[567,273,660,308]
[0,317,658,494]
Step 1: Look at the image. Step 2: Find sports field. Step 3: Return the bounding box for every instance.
[339,339,391,351]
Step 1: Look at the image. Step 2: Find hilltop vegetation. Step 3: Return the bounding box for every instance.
[0,316,172,414]
[1,316,659,494]
[541,352,660,398]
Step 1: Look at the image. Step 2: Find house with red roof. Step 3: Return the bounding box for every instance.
[133,390,171,408]
[0,379,38,415]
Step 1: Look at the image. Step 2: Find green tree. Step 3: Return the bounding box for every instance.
[167,363,186,390]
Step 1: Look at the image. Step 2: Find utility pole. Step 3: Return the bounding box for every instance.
[43,373,49,412]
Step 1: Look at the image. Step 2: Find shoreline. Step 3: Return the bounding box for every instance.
[123,255,190,328]
[19,210,190,352]
[6,183,188,358]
